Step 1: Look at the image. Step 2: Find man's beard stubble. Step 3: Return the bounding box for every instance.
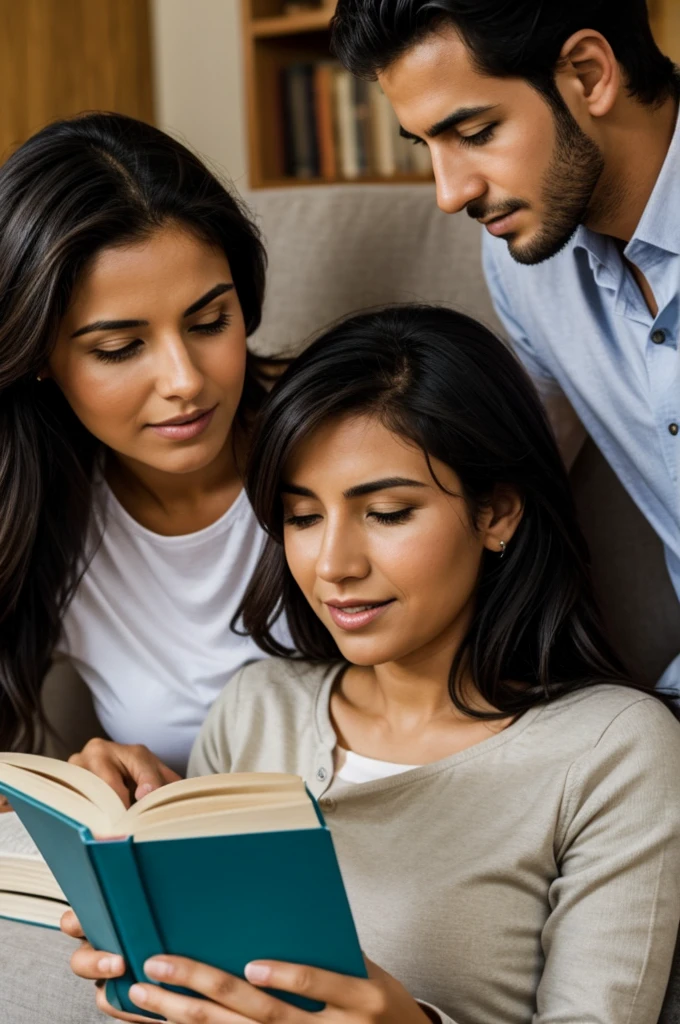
[471,104,608,266]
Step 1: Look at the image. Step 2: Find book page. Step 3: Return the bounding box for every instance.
[0,753,126,821]
[0,812,42,859]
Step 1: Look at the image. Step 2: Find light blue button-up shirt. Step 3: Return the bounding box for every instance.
[483,111,680,691]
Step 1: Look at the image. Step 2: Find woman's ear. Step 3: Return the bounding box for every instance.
[556,29,621,120]
[482,485,523,556]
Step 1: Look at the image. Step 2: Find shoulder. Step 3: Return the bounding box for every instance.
[541,685,680,803]
[542,683,679,741]
[188,658,341,777]
[199,657,339,745]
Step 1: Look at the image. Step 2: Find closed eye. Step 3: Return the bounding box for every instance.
[369,508,415,525]
[459,124,497,148]
[283,513,321,529]
[94,339,143,364]
[189,312,231,335]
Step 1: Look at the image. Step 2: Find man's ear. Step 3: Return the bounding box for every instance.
[482,485,524,556]
[556,29,621,119]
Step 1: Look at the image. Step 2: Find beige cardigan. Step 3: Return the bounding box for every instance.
[189,659,680,1024]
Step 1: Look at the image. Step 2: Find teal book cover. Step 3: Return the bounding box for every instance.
[0,778,366,1018]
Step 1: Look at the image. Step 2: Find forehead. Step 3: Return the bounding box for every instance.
[285,415,426,481]
[378,24,531,131]
[64,224,230,322]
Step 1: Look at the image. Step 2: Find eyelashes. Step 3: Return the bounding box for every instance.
[459,124,497,148]
[410,123,498,148]
[93,312,232,364]
[283,508,416,530]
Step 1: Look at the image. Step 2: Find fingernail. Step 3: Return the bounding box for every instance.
[129,984,147,1004]
[98,956,124,974]
[137,784,154,798]
[245,963,271,984]
[144,958,174,979]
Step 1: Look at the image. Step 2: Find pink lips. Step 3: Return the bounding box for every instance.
[148,406,216,441]
[326,601,394,632]
[485,210,521,237]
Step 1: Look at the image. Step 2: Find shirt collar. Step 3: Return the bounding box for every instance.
[574,102,680,268]
[628,103,680,258]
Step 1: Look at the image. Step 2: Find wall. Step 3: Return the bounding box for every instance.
[0,0,154,161]
[150,0,248,187]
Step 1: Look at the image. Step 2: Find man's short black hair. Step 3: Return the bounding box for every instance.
[331,0,678,108]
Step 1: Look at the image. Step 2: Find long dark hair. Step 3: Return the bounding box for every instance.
[0,112,267,751]
[331,0,679,109]
[238,304,642,719]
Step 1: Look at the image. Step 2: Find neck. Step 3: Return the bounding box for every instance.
[586,93,678,241]
[106,429,244,532]
[350,624,496,729]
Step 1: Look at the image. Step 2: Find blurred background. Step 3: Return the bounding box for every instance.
[1,0,678,190]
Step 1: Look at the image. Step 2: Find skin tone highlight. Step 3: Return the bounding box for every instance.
[47,222,248,536]
[380,24,678,306]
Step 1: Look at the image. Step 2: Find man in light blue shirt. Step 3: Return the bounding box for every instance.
[332,0,680,690]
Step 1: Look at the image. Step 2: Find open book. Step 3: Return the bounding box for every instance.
[0,812,68,928]
[0,752,321,841]
[0,753,365,1018]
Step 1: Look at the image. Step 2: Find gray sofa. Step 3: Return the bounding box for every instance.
[3,183,679,1023]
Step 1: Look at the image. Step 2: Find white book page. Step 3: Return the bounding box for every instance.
[0,812,42,860]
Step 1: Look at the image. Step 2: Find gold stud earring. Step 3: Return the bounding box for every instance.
[36,375,43,382]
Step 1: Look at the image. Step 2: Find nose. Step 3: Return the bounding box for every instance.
[155,335,204,402]
[316,515,370,585]
[432,150,487,216]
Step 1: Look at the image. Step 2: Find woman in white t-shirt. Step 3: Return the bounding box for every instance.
[0,112,281,784]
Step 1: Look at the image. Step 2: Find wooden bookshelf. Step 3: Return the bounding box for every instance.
[242,0,433,188]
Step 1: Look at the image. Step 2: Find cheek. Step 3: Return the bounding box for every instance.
[283,532,319,599]
[203,329,247,395]
[376,515,482,604]
[488,118,555,197]
[54,359,150,443]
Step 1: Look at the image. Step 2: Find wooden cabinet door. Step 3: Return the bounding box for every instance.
[0,0,154,161]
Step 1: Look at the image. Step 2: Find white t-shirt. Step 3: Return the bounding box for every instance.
[334,747,421,784]
[56,480,277,774]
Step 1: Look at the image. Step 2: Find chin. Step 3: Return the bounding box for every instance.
[331,634,405,667]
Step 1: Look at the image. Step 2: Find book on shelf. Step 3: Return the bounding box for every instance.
[280,60,432,182]
[0,752,365,1019]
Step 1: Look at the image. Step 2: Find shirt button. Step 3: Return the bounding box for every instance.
[669,423,679,436]
[316,767,328,782]
[652,329,667,344]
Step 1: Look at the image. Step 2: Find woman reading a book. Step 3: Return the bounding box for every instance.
[0,112,283,789]
[69,306,680,1024]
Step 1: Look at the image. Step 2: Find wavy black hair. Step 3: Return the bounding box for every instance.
[331,0,679,109]
[0,112,267,751]
[237,304,647,719]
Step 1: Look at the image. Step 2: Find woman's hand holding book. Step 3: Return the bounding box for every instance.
[61,910,158,1023]
[68,739,182,807]
[125,952,434,1023]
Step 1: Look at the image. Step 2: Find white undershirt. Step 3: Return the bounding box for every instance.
[335,747,422,784]
[56,479,281,774]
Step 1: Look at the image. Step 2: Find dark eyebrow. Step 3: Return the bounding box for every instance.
[400,104,498,143]
[70,282,235,339]
[71,318,149,339]
[281,477,427,500]
[183,282,234,318]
